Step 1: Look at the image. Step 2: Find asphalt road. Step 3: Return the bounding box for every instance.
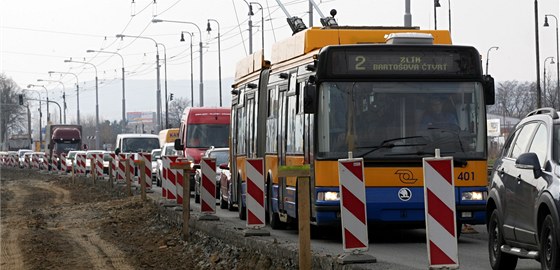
[143,183,542,270]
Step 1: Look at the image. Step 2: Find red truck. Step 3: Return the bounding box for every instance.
[46,124,83,165]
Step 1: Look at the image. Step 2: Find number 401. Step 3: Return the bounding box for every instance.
[457,171,475,181]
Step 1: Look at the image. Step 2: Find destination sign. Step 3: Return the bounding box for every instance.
[325,47,479,77]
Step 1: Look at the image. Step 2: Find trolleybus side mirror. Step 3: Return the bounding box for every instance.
[483,75,495,105]
[174,138,183,151]
[303,77,317,114]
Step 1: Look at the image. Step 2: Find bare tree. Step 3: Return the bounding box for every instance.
[489,80,536,119]
[168,97,190,128]
[0,73,27,149]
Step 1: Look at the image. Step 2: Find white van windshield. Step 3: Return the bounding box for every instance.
[122,138,160,153]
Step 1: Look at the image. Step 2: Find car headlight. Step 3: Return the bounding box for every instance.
[317,191,340,201]
[461,191,486,201]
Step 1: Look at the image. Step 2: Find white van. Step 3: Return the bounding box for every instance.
[114,134,160,155]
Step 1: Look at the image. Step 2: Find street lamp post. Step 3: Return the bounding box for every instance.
[152,18,205,107]
[23,89,42,145]
[116,34,163,133]
[434,0,440,30]
[534,0,542,107]
[49,71,80,125]
[545,14,560,106]
[180,31,195,107]
[249,2,264,51]
[64,59,100,150]
[27,84,49,123]
[486,46,499,75]
[158,43,169,129]
[447,0,451,35]
[87,49,127,132]
[243,0,253,54]
[544,56,555,101]
[207,19,223,107]
[37,79,66,124]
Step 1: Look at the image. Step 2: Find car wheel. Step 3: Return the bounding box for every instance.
[220,189,228,209]
[268,180,284,230]
[488,209,517,270]
[540,215,560,270]
[238,177,246,220]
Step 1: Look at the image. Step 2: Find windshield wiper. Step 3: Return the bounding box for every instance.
[356,136,427,158]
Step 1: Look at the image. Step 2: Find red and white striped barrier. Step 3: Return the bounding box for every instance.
[76,153,87,175]
[117,154,127,181]
[245,158,265,228]
[166,156,178,202]
[51,154,59,173]
[139,153,152,190]
[24,154,31,169]
[32,154,40,170]
[42,155,50,171]
[94,153,104,177]
[200,158,217,214]
[423,153,458,268]
[175,165,184,204]
[108,153,116,179]
[60,153,67,173]
[338,157,369,252]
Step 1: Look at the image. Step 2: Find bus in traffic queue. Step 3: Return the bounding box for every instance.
[229,26,495,231]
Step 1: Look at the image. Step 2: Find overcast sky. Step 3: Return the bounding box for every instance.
[1,0,559,121]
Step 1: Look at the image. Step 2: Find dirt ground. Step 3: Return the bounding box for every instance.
[0,168,293,270]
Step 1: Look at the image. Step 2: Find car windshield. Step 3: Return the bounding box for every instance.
[122,138,160,153]
[68,152,77,159]
[163,145,176,156]
[55,142,81,153]
[209,150,228,165]
[152,150,161,159]
[317,81,486,160]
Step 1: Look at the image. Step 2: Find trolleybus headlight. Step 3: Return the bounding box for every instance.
[317,191,340,201]
[461,191,486,201]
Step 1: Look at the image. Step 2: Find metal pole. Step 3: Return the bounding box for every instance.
[190,34,194,107]
[162,44,168,129]
[434,0,438,30]
[95,75,99,149]
[546,15,560,106]
[486,47,499,75]
[404,0,412,27]
[309,1,313,27]
[535,0,542,107]
[199,40,204,107]
[208,19,223,107]
[448,0,451,36]
[122,66,126,132]
[156,46,162,132]
[26,105,32,147]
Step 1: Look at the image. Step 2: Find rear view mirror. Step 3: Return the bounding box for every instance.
[483,75,495,105]
[174,138,183,151]
[515,152,542,179]
[303,76,317,114]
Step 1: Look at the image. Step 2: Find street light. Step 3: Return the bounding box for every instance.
[87,49,127,132]
[64,59,100,150]
[27,84,49,124]
[37,79,66,124]
[152,18,205,107]
[534,0,542,107]
[243,0,254,54]
[48,71,80,125]
[544,56,555,102]
[23,89,43,145]
[116,34,163,132]
[545,14,559,106]
[180,31,195,107]
[249,2,264,51]
[207,19,223,107]
[485,46,499,75]
[434,0,440,30]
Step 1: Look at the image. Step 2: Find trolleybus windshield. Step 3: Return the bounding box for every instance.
[317,81,486,160]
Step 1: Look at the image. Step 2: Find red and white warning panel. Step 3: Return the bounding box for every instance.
[338,157,369,252]
[423,152,459,268]
[139,153,152,190]
[200,158,217,214]
[245,158,265,228]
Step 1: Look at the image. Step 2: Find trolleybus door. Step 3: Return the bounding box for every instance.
[278,88,287,212]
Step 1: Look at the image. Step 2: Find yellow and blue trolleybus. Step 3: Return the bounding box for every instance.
[230,26,495,231]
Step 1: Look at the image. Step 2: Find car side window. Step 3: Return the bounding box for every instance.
[510,122,539,159]
[528,123,548,168]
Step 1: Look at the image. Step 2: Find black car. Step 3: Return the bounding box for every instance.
[487,107,560,270]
